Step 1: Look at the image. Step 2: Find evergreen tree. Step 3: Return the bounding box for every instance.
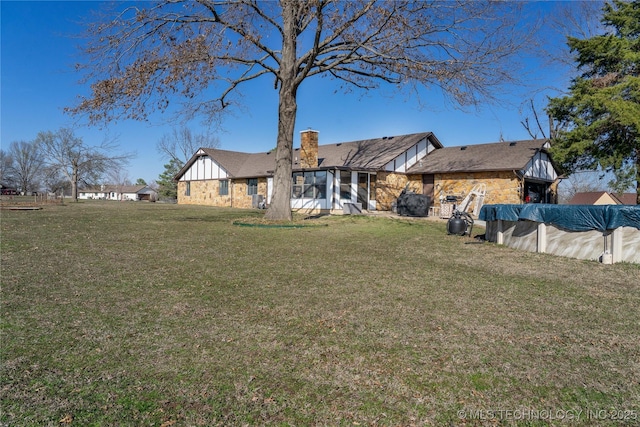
[547,0,640,204]
[157,159,182,200]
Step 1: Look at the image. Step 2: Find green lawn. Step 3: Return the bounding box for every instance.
[2,202,639,426]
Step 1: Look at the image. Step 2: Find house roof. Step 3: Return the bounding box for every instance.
[406,139,549,174]
[176,134,555,181]
[80,185,149,194]
[185,132,441,179]
[313,132,441,170]
[568,191,611,205]
[569,191,638,205]
[614,193,638,205]
[198,148,274,178]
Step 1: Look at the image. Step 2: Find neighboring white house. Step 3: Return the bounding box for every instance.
[78,185,157,201]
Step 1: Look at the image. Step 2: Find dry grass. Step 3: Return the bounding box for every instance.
[1,201,639,426]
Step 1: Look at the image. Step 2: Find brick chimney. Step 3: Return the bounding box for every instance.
[300,129,319,169]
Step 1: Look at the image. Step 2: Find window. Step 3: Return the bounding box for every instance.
[247,178,258,195]
[219,180,229,196]
[292,173,303,198]
[340,171,352,200]
[315,171,327,199]
[369,174,376,201]
[185,181,191,196]
[292,171,327,199]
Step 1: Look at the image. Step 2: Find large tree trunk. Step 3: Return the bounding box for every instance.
[265,87,296,221]
[72,164,79,202]
[264,1,298,221]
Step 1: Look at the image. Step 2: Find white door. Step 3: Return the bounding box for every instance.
[267,177,273,205]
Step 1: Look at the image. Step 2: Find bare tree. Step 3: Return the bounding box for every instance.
[37,128,132,201]
[41,166,70,197]
[68,1,539,220]
[544,1,606,69]
[557,170,609,204]
[108,166,132,201]
[520,98,560,140]
[518,1,607,141]
[0,149,16,189]
[8,140,45,195]
[157,126,219,165]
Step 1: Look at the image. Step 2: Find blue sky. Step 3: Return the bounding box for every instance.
[1,1,574,184]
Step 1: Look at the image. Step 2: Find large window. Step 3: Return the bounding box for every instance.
[340,171,352,200]
[185,181,191,196]
[219,179,229,196]
[292,171,327,199]
[247,178,258,195]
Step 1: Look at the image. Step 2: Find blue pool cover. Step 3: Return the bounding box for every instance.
[479,204,640,232]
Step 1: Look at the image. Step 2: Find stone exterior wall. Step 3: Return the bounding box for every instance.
[231,178,269,209]
[434,171,522,206]
[177,171,536,212]
[177,180,231,207]
[177,178,268,208]
[375,172,421,211]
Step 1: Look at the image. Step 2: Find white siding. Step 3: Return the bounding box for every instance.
[290,198,331,210]
[523,151,557,181]
[179,155,229,181]
[78,191,108,200]
[204,156,212,178]
[384,138,430,172]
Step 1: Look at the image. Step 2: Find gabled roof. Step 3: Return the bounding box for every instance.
[407,139,549,174]
[313,132,440,170]
[568,191,611,205]
[179,132,441,179]
[569,191,637,205]
[198,148,276,178]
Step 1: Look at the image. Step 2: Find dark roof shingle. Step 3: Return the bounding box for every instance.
[569,191,638,205]
[407,139,549,174]
[185,132,440,178]
[176,135,551,180]
[616,193,638,205]
[568,191,610,205]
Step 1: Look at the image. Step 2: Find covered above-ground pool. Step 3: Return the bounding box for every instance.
[479,204,640,264]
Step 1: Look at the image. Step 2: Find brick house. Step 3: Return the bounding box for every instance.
[174,130,559,215]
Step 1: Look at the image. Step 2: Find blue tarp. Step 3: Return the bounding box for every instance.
[479,204,640,232]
